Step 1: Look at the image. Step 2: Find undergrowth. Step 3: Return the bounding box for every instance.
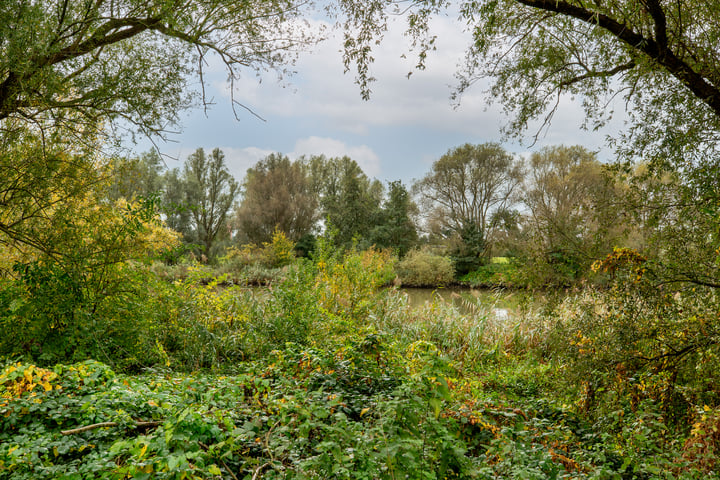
[1,247,719,478]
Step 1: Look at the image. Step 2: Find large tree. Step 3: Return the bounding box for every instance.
[339,0,720,287]
[306,155,384,248]
[521,145,626,283]
[414,143,522,267]
[0,0,315,140]
[0,0,316,259]
[369,180,419,257]
[235,153,318,245]
[106,150,165,203]
[338,0,720,157]
[182,148,239,261]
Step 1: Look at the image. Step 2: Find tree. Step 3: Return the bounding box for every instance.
[235,153,318,245]
[338,0,720,158]
[106,150,165,202]
[414,143,522,270]
[160,167,194,243]
[0,0,317,262]
[521,145,626,283]
[613,159,720,289]
[183,148,239,261]
[305,156,384,248]
[0,151,179,363]
[0,0,316,141]
[369,181,419,257]
[338,0,720,286]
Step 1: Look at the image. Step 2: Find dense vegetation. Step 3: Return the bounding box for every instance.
[3,0,720,478]
[3,245,720,478]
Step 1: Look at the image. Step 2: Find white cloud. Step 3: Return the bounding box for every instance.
[220,15,510,137]
[289,136,381,177]
[158,145,274,182]
[221,146,277,181]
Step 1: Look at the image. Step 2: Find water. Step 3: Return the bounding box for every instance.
[400,287,529,317]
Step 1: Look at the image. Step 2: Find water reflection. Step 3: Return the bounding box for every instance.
[400,287,523,317]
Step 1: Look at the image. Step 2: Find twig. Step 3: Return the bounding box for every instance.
[252,462,271,480]
[199,442,240,480]
[61,420,162,435]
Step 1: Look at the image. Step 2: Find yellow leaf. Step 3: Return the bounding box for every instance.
[23,367,34,383]
[360,408,370,417]
[53,446,59,457]
[147,400,158,407]
[42,382,52,392]
[139,443,148,458]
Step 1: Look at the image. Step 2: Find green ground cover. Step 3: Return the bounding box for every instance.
[2,247,719,479]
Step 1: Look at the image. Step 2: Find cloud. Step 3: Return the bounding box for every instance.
[158,145,275,182]
[289,136,381,177]
[219,15,510,137]
[221,146,277,181]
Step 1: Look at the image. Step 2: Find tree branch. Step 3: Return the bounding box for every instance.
[514,0,720,117]
[559,61,637,88]
[61,420,162,435]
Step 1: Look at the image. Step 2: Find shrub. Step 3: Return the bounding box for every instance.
[395,248,455,287]
[460,260,519,287]
[315,247,396,327]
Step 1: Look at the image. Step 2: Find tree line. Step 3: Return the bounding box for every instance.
[108,140,708,288]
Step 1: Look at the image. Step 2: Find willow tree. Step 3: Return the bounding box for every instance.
[338,0,720,153]
[236,154,318,245]
[414,143,522,272]
[0,0,315,137]
[183,148,239,261]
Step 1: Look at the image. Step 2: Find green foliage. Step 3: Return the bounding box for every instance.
[235,153,318,245]
[369,180,419,257]
[1,0,316,143]
[451,223,487,276]
[305,156,384,249]
[3,246,720,478]
[224,228,297,270]
[0,341,469,480]
[460,261,519,288]
[395,249,455,287]
[413,143,522,269]
[182,148,239,262]
[0,178,179,368]
[315,244,397,327]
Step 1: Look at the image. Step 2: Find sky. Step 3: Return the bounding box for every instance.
[129,14,625,186]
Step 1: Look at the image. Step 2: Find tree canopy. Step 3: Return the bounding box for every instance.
[338,0,720,158]
[0,0,316,141]
[235,153,318,245]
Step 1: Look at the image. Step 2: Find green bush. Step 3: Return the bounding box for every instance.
[460,261,519,287]
[395,248,455,287]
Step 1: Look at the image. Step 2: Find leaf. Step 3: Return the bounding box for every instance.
[207,464,222,475]
[429,397,442,418]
